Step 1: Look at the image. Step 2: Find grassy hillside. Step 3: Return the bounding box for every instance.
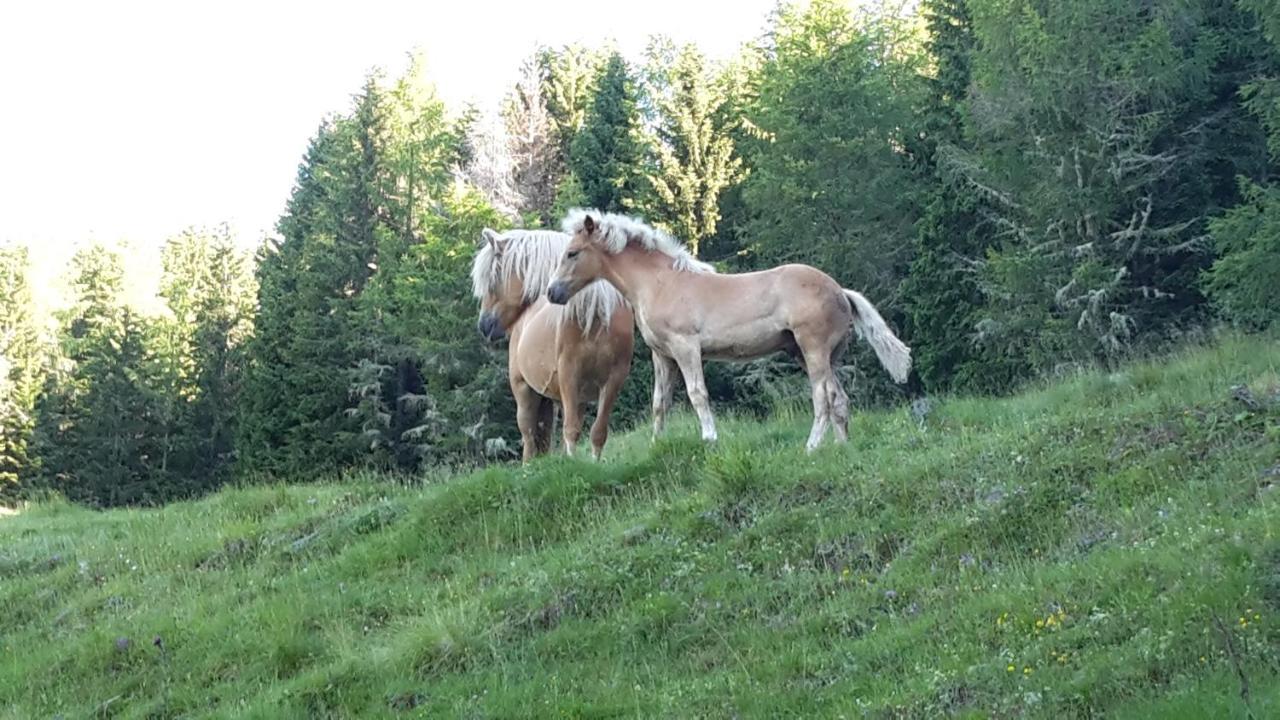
[2,337,1278,719]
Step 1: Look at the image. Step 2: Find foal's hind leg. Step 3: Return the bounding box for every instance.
[828,339,851,444]
[651,351,679,440]
[798,343,838,452]
[805,374,832,452]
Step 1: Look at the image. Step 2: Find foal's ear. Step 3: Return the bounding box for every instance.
[582,214,596,235]
[479,228,500,247]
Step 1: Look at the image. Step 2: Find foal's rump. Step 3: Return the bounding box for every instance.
[749,264,912,384]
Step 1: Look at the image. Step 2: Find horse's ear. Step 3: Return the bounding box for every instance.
[479,228,499,247]
[582,214,596,235]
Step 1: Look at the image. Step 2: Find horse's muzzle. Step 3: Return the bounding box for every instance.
[547,281,570,305]
[477,312,504,341]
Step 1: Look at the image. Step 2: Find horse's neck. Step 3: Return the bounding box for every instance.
[506,297,539,335]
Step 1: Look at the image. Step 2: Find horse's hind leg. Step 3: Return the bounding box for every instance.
[805,374,832,452]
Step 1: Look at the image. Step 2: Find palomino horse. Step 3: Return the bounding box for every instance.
[472,228,634,462]
[546,210,911,452]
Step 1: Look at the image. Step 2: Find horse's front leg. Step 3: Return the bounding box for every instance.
[559,363,583,457]
[512,380,543,464]
[671,344,717,442]
[591,361,631,461]
[651,351,678,440]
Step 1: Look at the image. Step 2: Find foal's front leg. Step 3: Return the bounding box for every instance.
[671,345,717,442]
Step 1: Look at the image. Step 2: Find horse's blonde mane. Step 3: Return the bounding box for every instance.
[561,209,715,274]
[470,229,623,333]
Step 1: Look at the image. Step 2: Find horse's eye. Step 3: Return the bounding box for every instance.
[567,250,580,259]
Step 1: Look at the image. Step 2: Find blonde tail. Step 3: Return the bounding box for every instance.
[844,289,911,384]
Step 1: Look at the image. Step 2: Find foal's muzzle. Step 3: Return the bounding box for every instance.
[477,312,504,341]
[547,281,570,305]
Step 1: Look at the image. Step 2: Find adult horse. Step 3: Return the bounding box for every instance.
[546,210,910,452]
[472,228,634,462]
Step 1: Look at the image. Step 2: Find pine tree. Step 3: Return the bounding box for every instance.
[645,44,743,256]
[741,0,924,321]
[570,53,647,213]
[0,247,42,500]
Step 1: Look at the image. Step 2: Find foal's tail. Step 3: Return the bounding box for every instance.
[843,289,912,384]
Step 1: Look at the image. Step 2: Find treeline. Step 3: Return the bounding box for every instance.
[2,0,1278,506]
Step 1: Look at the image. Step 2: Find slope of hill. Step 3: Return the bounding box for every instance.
[2,336,1278,718]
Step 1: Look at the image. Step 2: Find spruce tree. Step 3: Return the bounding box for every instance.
[33,246,169,506]
[899,0,1016,392]
[570,53,646,213]
[645,44,743,256]
[158,225,255,490]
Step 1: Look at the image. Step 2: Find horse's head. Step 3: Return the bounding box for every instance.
[548,213,606,306]
[471,228,527,341]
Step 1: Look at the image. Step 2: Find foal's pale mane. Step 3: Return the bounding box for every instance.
[471,229,623,333]
[561,209,715,274]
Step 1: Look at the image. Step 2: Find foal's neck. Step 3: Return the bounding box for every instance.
[602,245,683,309]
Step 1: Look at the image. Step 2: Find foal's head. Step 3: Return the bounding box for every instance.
[547,214,607,306]
[471,229,530,341]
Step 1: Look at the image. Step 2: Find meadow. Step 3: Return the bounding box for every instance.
[2,335,1278,718]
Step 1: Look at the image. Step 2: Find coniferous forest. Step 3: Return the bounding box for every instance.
[3,0,1280,507]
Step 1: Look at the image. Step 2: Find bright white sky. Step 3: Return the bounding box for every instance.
[0,0,778,253]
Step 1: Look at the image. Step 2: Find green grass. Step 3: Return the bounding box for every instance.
[2,336,1279,719]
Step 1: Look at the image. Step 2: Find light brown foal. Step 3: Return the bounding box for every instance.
[547,210,910,452]
[473,228,634,462]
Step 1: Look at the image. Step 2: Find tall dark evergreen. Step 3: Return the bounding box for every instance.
[32,247,169,506]
[0,247,41,500]
[570,53,646,213]
[157,226,256,489]
[238,85,387,476]
[900,0,1013,392]
[1204,0,1280,328]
